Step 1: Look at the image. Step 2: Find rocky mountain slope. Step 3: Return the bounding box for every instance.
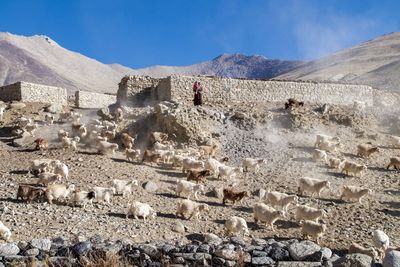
[277,32,400,91]
[0,32,302,94]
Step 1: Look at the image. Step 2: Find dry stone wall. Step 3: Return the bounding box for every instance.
[163,75,374,106]
[75,90,116,109]
[0,81,67,105]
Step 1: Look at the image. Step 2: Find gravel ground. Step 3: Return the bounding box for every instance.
[0,101,398,253]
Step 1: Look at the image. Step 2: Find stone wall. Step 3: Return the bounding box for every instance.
[0,81,67,105]
[117,75,160,106]
[162,75,374,106]
[75,90,116,109]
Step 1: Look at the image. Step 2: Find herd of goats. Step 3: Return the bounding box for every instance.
[0,99,398,262]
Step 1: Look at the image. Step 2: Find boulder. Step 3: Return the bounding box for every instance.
[143,181,159,192]
[30,238,52,251]
[383,250,400,267]
[288,240,321,261]
[0,243,20,255]
[332,253,373,267]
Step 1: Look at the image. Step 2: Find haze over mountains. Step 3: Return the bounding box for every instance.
[277,32,400,91]
[0,31,400,94]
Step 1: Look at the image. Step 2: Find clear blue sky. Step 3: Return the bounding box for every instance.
[1,0,399,68]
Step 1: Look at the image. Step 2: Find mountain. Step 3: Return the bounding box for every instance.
[276,32,400,91]
[136,54,304,79]
[0,32,303,94]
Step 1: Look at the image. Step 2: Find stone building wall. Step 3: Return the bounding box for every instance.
[164,75,375,106]
[75,90,116,109]
[0,81,67,105]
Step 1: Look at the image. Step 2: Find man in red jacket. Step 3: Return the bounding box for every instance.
[193,81,202,106]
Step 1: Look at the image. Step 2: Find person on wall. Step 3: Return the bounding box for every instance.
[193,81,202,106]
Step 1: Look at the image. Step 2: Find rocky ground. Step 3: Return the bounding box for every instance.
[0,100,399,264]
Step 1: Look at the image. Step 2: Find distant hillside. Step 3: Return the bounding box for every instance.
[276,32,400,91]
[0,32,302,94]
[136,54,304,79]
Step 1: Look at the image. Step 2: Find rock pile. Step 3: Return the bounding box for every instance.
[0,236,393,266]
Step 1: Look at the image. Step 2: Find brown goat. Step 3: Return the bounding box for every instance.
[121,133,134,149]
[222,189,250,205]
[34,138,49,151]
[149,132,168,144]
[142,150,161,166]
[17,184,45,202]
[187,170,211,183]
[26,187,46,203]
[199,144,219,158]
[285,98,304,109]
[357,143,379,158]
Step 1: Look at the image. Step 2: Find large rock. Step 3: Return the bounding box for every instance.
[251,256,275,266]
[71,241,92,257]
[0,243,20,255]
[332,253,373,267]
[143,181,159,192]
[277,262,322,267]
[383,250,400,267]
[214,248,238,261]
[288,240,321,261]
[12,132,35,147]
[30,238,52,251]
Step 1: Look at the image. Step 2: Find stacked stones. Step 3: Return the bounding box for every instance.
[1,236,396,266]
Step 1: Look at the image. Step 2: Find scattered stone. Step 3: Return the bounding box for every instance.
[172,221,185,233]
[269,246,290,261]
[288,240,321,261]
[383,250,400,267]
[24,248,40,256]
[9,102,26,109]
[30,238,52,251]
[12,132,35,147]
[143,181,159,192]
[0,243,20,255]
[332,253,373,267]
[71,241,92,257]
[251,256,275,266]
[214,248,238,261]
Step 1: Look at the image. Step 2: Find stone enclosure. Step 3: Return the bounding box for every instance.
[117,75,399,107]
[0,81,67,105]
[75,90,116,109]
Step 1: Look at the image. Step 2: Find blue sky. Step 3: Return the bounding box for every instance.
[1,0,399,68]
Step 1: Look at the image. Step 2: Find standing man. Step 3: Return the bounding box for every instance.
[193,81,202,106]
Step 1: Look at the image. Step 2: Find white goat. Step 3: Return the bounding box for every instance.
[312,149,328,163]
[126,201,156,221]
[72,190,96,209]
[182,158,204,173]
[126,148,141,162]
[176,199,209,220]
[155,149,175,164]
[58,129,69,141]
[372,230,390,259]
[93,186,116,204]
[224,216,249,236]
[349,243,379,260]
[295,205,326,222]
[97,141,118,155]
[317,140,339,153]
[264,191,298,211]
[218,165,243,180]
[204,158,225,177]
[298,177,330,197]
[340,185,371,204]
[111,179,138,197]
[242,158,266,173]
[328,157,343,169]
[176,180,205,200]
[339,160,367,177]
[0,221,11,241]
[301,220,327,244]
[0,107,5,122]
[46,184,76,204]
[315,134,340,148]
[253,203,285,231]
